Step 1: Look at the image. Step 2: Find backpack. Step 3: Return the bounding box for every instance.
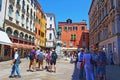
[38,52,44,60]
[51,51,57,60]
[15,53,21,64]
[29,52,34,60]
[46,54,50,60]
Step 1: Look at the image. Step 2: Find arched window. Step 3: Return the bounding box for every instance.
[20,32,24,39]
[14,30,19,37]
[6,27,12,35]
[29,36,31,41]
[32,37,34,42]
[25,34,28,40]
[49,33,52,40]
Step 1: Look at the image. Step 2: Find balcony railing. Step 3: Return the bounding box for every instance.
[22,8,25,14]
[16,4,21,10]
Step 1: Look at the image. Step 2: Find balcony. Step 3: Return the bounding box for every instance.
[71,38,76,41]
[16,3,21,10]
[9,0,15,5]
[22,8,25,14]
[26,13,29,17]
[9,16,13,21]
[22,24,24,27]
[16,20,19,25]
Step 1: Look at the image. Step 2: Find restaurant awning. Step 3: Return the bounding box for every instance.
[0,30,12,45]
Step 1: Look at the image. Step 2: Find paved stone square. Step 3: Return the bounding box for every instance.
[0,58,120,80]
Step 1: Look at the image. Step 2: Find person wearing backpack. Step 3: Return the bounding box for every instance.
[37,49,45,71]
[50,48,58,73]
[28,47,36,72]
[9,48,21,78]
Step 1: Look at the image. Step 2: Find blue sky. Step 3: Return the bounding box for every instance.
[38,0,92,30]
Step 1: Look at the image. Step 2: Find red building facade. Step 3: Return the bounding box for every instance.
[58,19,89,51]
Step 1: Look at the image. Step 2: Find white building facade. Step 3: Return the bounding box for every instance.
[45,13,56,49]
[0,0,37,60]
[0,0,6,29]
[89,0,120,65]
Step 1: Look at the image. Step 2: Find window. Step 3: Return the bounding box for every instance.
[98,31,102,41]
[6,27,12,35]
[35,28,37,34]
[21,14,24,25]
[27,5,29,13]
[38,30,40,35]
[64,27,67,31]
[70,41,73,47]
[73,26,77,31]
[26,18,28,29]
[30,9,32,18]
[0,0,2,11]
[110,0,114,9]
[71,34,76,40]
[63,42,66,46]
[14,30,19,37]
[49,33,52,40]
[50,17,52,20]
[41,32,44,37]
[22,0,25,9]
[82,41,86,47]
[17,0,20,4]
[104,26,108,39]
[82,34,86,40]
[30,21,32,30]
[82,26,85,30]
[112,21,115,35]
[68,27,72,31]
[34,12,35,20]
[20,32,24,38]
[31,0,33,5]
[16,10,19,21]
[50,24,52,28]
[8,5,13,17]
[105,4,108,15]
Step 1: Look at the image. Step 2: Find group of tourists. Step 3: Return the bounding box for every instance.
[72,48,108,80]
[9,47,58,78]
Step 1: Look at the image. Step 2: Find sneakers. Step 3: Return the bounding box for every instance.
[9,75,21,78]
[9,76,14,78]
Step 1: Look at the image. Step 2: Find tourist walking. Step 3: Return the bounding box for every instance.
[37,49,45,71]
[9,48,21,78]
[83,49,95,80]
[50,48,58,73]
[28,47,36,72]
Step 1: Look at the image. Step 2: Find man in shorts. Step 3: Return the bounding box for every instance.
[50,48,58,73]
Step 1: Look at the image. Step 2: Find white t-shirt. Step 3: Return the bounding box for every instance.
[36,50,40,56]
[14,52,18,59]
